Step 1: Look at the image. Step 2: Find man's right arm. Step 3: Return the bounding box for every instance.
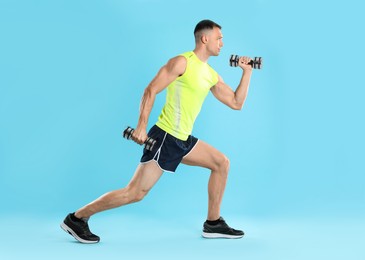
[131,56,187,144]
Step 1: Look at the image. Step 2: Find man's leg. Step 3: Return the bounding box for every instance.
[76,161,163,218]
[182,140,244,238]
[182,140,230,220]
[61,161,163,243]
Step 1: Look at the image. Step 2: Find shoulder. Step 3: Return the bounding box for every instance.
[165,55,187,76]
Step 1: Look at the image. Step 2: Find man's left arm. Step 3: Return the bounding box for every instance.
[211,56,253,110]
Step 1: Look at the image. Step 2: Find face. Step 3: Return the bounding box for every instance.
[205,27,224,56]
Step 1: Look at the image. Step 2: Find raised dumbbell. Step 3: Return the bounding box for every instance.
[123,126,156,151]
[229,55,263,69]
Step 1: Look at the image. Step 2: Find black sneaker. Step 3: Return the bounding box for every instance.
[202,217,244,239]
[60,213,100,244]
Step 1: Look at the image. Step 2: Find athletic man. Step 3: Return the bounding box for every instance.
[61,19,253,243]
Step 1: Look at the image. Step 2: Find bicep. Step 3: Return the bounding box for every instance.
[211,75,235,106]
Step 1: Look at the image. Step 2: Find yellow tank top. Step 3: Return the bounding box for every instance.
[156,51,219,140]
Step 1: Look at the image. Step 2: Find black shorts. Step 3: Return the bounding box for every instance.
[140,125,199,173]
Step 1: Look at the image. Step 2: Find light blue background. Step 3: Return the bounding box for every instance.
[1,0,364,259]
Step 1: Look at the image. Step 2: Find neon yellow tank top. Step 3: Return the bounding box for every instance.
[156,51,219,140]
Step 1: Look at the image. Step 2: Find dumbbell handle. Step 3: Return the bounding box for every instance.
[122,126,156,151]
[229,55,263,69]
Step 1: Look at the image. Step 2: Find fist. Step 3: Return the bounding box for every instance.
[131,128,147,145]
[239,56,253,71]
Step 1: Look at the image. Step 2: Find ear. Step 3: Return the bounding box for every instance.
[201,34,208,44]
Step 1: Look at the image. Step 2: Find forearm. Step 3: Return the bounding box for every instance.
[233,69,252,109]
[136,86,156,130]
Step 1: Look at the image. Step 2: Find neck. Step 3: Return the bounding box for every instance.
[193,47,210,63]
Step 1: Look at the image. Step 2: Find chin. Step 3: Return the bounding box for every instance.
[209,50,220,57]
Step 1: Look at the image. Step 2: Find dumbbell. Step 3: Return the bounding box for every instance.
[123,126,156,151]
[229,55,263,69]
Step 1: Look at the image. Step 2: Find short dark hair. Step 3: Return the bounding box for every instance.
[194,19,221,37]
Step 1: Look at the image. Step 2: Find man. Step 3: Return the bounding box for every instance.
[61,19,253,243]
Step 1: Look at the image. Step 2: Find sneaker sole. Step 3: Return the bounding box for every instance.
[202,232,244,239]
[60,222,99,244]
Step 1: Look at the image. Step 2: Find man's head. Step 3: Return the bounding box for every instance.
[194,19,223,56]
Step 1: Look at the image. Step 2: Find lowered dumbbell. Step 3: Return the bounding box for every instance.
[229,55,263,69]
[123,126,156,151]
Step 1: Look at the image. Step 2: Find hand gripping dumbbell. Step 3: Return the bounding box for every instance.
[229,55,263,69]
[123,126,156,151]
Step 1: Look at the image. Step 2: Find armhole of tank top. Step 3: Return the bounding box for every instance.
[207,63,219,87]
[177,54,188,78]
[211,71,219,88]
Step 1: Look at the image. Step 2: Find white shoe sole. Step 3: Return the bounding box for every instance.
[202,232,244,239]
[60,222,99,244]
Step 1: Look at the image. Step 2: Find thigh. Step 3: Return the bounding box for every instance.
[127,161,164,192]
[182,140,227,171]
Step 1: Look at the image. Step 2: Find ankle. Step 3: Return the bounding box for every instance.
[74,212,82,219]
[73,212,90,222]
[206,217,222,225]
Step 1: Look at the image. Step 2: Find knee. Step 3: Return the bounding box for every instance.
[125,188,149,203]
[213,154,230,174]
[221,155,230,173]
[133,190,148,203]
